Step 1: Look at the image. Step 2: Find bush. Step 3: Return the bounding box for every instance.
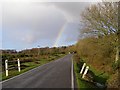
[75,36,117,88]
[112,60,120,71]
[76,36,114,72]
[106,71,119,88]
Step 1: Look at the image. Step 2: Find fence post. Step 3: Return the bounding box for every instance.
[82,66,89,78]
[5,60,8,76]
[17,59,21,72]
[80,63,86,74]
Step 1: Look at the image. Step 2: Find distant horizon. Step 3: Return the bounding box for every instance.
[1,43,75,51]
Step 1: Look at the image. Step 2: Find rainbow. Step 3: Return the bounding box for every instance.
[53,25,66,47]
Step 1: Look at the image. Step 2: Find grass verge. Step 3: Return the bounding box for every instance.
[1,54,66,81]
[74,60,98,90]
[73,55,109,90]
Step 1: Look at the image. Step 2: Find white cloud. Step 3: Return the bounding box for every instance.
[2,0,102,3]
[2,2,92,49]
[0,3,2,49]
[3,3,66,44]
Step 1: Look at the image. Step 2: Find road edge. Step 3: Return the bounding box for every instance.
[71,55,74,90]
[1,54,68,84]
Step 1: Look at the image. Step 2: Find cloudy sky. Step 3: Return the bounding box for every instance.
[1,0,102,51]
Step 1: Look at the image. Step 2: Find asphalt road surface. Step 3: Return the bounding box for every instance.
[2,54,75,89]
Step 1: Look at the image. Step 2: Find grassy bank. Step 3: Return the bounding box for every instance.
[74,60,98,90]
[1,54,65,81]
[73,35,119,88]
[73,55,109,90]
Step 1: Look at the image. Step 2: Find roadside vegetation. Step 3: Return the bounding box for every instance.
[73,2,119,89]
[0,2,119,89]
[0,46,70,81]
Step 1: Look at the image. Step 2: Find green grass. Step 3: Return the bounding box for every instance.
[89,65,109,84]
[1,60,48,80]
[73,56,110,90]
[1,54,66,81]
[74,61,98,90]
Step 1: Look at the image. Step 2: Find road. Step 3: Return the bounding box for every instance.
[2,54,75,89]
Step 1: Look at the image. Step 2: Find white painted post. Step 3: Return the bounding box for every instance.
[80,63,86,74]
[5,60,8,76]
[17,59,21,72]
[82,66,89,78]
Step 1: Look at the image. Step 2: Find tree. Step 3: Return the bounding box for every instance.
[81,2,119,63]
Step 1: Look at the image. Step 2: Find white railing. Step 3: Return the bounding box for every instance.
[5,59,21,76]
[80,63,89,79]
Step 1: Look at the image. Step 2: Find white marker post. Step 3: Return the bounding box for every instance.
[17,59,21,72]
[80,63,86,74]
[82,66,89,78]
[5,60,8,76]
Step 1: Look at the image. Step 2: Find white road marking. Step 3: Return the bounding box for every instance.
[71,56,74,90]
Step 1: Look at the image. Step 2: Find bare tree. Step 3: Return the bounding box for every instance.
[81,2,119,63]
